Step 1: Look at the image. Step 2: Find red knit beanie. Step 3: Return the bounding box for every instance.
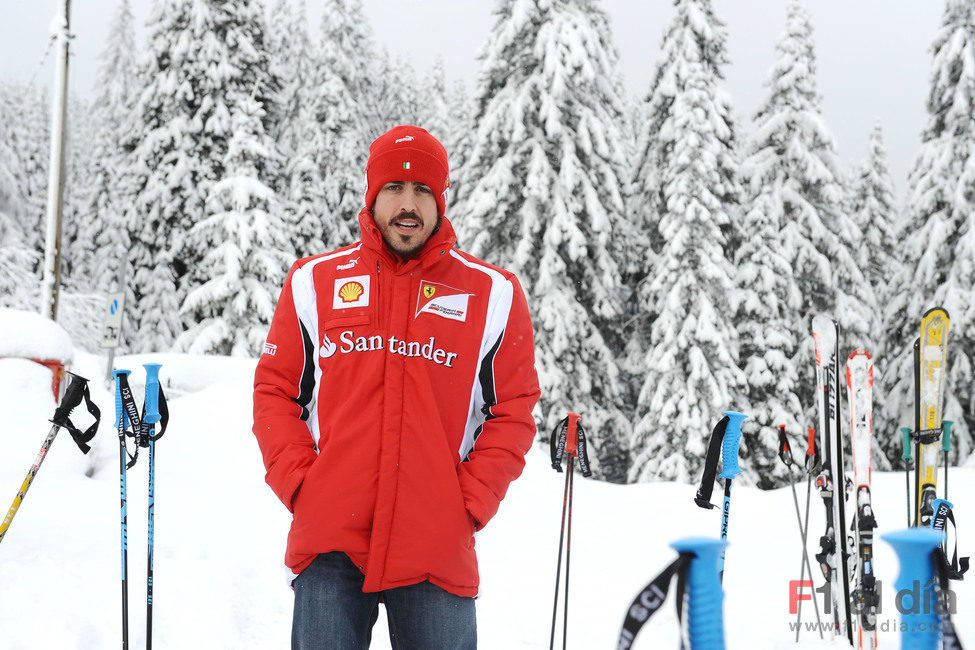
[364,125,451,217]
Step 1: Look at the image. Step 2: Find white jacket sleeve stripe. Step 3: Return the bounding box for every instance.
[449,251,514,462]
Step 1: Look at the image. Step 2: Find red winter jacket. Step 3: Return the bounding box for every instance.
[253,209,540,597]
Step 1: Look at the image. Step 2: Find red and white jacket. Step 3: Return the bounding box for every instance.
[253,208,540,597]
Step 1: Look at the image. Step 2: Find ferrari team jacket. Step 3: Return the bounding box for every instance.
[252,208,541,597]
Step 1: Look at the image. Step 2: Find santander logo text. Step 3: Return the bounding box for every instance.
[321,330,458,368]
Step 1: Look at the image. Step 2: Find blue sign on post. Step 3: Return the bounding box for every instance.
[101,292,125,349]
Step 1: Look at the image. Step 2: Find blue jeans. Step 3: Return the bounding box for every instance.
[292,552,477,649]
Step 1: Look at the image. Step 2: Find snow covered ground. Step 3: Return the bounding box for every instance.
[0,350,972,649]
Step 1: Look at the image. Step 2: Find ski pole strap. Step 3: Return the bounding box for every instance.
[777,425,794,468]
[931,499,970,580]
[116,373,142,434]
[138,387,169,446]
[804,427,819,474]
[114,372,143,469]
[901,427,913,462]
[913,427,943,445]
[575,422,591,477]
[694,416,728,509]
[549,419,565,472]
[931,547,967,650]
[549,413,591,477]
[49,372,100,455]
[617,553,692,650]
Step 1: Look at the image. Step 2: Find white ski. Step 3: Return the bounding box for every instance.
[811,314,853,646]
[847,350,876,649]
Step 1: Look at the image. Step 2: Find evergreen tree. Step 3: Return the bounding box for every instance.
[851,123,899,461]
[62,96,98,292]
[456,0,633,481]
[177,95,290,355]
[267,0,312,156]
[627,0,745,483]
[58,96,105,351]
[125,0,280,351]
[83,0,140,301]
[373,49,421,134]
[288,122,330,257]
[0,89,35,308]
[747,1,870,429]
[852,123,898,321]
[267,0,325,259]
[125,0,212,350]
[304,0,375,251]
[418,57,451,143]
[736,171,808,488]
[444,78,472,219]
[884,0,975,463]
[1,84,50,276]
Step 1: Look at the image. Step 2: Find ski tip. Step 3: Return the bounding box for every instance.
[921,305,950,320]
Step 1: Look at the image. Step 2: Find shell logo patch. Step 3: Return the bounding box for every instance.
[333,274,370,309]
[339,282,364,303]
[416,280,472,322]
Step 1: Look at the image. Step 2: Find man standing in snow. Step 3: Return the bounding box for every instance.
[253,125,540,649]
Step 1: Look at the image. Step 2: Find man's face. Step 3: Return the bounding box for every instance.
[372,180,439,258]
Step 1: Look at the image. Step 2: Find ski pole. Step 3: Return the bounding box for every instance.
[777,426,823,640]
[114,369,132,650]
[143,362,162,650]
[562,458,574,650]
[913,338,922,526]
[901,427,913,528]
[547,413,591,650]
[882,528,944,650]
[0,372,97,544]
[549,450,569,650]
[717,411,747,581]
[801,427,823,639]
[942,420,952,501]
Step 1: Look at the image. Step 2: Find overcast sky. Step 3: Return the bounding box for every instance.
[2,0,944,198]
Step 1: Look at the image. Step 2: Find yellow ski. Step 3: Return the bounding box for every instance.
[914,307,949,526]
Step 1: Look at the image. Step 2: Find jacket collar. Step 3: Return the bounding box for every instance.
[358,206,457,272]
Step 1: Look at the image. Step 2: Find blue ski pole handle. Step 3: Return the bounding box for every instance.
[881,528,943,650]
[942,420,953,453]
[718,411,748,479]
[143,363,162,425]
[113,369,131,429]
[671,537,727,650]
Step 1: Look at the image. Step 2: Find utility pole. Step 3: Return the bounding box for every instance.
[39,0,72,320]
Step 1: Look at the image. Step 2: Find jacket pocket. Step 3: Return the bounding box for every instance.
[321,313,372,331]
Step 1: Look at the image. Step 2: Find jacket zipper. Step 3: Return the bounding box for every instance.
[375,260,381,329]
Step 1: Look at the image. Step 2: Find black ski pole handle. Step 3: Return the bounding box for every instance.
[50,372,89,429]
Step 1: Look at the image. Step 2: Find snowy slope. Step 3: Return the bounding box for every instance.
[0,351,972,649]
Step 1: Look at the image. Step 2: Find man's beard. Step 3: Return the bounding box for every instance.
[382,214,441,259]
